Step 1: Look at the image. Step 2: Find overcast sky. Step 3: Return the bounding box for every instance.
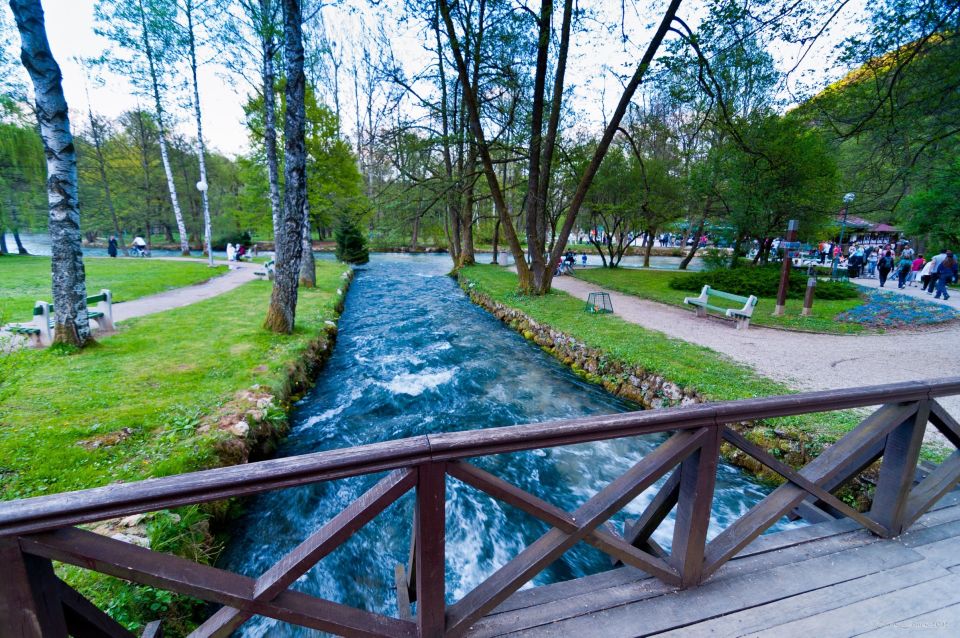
[4,0,869,159]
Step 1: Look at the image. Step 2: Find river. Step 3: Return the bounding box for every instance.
[216,254,792,636]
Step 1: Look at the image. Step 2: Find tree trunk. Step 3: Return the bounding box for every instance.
[299,195,316,287]
[12,227,28,254]
[411,213,420,250]
[10,0,90,346]
[490,216,500,264]
[643,229,655,268]
[185,1,214,266]
[163,223,174,242]
[679,216,706,270]
[261,0,282,237]
[137,0,189,255]
[265,0,306,334]
[8,205,29,254]
[0,226,8,254]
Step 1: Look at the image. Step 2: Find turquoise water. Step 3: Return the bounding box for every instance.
[219,254,788,636]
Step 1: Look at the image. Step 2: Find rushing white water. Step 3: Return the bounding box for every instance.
[218,254,791,636]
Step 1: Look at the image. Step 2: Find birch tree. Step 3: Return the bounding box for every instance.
[221,0,282,237]
[96,0,191,255]
[178,0,214,264]
[8,0,91,345]
[264,0,306,333]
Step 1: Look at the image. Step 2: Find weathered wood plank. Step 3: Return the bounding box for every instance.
[5,381,958,537]
[859,603,960,637]
[671,427,720,586]
[445,430,704,637]
[929,400,960,449]
[703,403,917,578]
[474,521,883,637]
[0,537,49,638]
[760,572,960,637]
[448,461,675,580]
[871,401,932,535]
[622,469,680,551]
[20,528,416,638]
[141,621,163,638]
[912,534,960,568]
[488,537,924,637]
[394,564,412,621]
[58,577,137,638]
[415,462,446,637]
[903,451,960,529]
[722,426,888,536]
[190,469,416,637]
[652,558,952,638]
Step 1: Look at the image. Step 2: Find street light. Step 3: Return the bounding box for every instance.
[196,180,213,267]
[831,192,856,280]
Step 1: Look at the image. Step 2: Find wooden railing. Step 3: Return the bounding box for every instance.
[1,379,960,638]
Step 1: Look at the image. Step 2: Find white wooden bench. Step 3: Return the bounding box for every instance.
[683,285,758,330]
[8,289,114,347]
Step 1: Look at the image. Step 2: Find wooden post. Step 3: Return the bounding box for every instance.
[870,401,931,536]
[773,220,798,316]
[670,427,721,587]
[0,537,68,637]
[415,462,446,637]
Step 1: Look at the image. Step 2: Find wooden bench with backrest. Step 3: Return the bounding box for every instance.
[8,290,114,347]
[683,285,758,330]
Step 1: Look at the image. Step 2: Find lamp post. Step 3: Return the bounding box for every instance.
[831,192,856,280]
[196,180,213,267]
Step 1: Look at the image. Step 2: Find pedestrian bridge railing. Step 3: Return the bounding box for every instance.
[1,379,959,637]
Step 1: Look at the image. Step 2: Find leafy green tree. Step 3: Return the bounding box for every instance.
[901,156,960,250]
[334,217,368,264]
[0,121,45,253]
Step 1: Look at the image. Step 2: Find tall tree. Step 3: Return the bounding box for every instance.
[96,0,191,254]
[82,71,124,253]
[179,0,215,264]
[264,0,306,333]
[8,0,91,346]
[438,0,683,293]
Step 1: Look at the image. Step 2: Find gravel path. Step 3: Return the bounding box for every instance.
[111,258,260,322]
[551,275,960,421]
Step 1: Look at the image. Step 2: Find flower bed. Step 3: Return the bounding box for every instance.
[836,290,959,328]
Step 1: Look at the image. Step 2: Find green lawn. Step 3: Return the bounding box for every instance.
[461,265,861,442]
[0,255,228,320]
[0,262,347,500]
[574,267,867,334]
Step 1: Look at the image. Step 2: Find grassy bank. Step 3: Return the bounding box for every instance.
[0,255,228,318]
[461,267,960,499]
[0,261,349,633]
[574,267,866,334]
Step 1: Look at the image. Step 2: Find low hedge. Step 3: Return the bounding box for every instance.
[668,264,860,300]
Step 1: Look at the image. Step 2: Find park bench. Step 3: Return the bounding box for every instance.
[683,285,758,330]
[8,290,114,347]
[254,259,275,280]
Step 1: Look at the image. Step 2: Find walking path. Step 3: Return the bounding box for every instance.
[110,258,260,322]
[852,272,959,308]
[551,275,960,420]
[0,259,261,347]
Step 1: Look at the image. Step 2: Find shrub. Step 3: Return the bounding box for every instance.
[669,264,860,300]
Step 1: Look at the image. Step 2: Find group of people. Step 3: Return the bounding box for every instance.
[105,235,148,257]
[225,242,250,262]
[839,241,957,300]
[555,251,589,275]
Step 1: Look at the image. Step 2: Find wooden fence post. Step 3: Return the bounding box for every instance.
[0,537,68,638]
[415,462,446,637]
[871,401,931,536]
[671,427,721,587]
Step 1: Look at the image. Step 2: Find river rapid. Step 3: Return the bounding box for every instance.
[218,254,788,636]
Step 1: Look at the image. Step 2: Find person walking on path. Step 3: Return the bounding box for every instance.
[909,254,925,287]
[926,249,949,294]
[107,235,118,258]
[877,250,894,287]
[866,248,878,278]
[896,254,913,289]
[934,251,957,301]
[920,258,935,291]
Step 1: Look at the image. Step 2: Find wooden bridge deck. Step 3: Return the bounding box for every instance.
[469,493,960,638]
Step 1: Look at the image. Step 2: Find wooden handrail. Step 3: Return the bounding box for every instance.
[1,380,959,637]
[2,378,959,537]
